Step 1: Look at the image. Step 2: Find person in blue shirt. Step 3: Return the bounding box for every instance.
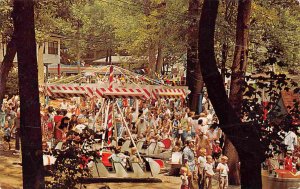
[3,121,11,150]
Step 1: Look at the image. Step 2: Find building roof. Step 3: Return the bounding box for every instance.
[281,90,300,110]
[93,56,147,64]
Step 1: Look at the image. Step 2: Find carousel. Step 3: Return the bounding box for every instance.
[40,65,189,182]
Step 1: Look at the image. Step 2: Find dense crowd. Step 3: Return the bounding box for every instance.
[0,93,299,189]
[0,95,20,155]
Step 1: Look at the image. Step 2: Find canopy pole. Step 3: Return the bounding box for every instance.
[107,101,114,144]
[100,99,110,157]
[92,98,105,130]
[109,65,113,89]
[116,102,143,162]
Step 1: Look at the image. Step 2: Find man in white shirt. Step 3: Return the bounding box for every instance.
[136,117,148,138]
[74,123,87,133]
[207,112,214,125]
[131,108,138,130]
[142,103,149,115]
[284,130,298,152]
[149,114,158,130]
[165,108,171,117]
[60,99,68,110]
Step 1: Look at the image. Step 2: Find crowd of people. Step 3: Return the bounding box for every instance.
[0,92,299,189]
[0,95,20,155]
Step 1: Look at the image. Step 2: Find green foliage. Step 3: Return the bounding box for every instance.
[241,72,299,156]
[1,0,299,73]
[214,0,300,74]
[40,0,116,64]
[215,0,237,67]
[78,0,190,69]
[34,1,62,42]
[46,129,98,189]
[250,1,300,73]
[0,0,13,41]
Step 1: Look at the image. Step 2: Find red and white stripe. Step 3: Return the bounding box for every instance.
[45,84,152,100]
[109,66,113,89]
[94,87,150,100]
[152,88,187,99]
[107,66,114,144]
[46,84,94,98]
[107,103,113,144]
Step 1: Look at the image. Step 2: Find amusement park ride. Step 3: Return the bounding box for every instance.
[41,65,189,182]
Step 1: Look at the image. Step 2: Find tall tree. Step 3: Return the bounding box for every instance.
[0,1,15,106]
[229,0,252,115]
[12,0,44,188]
[186,0,204,114]
[225,0,253,185]
[198,0,264,188]
[0,38,16,105]
[144,0,157,77]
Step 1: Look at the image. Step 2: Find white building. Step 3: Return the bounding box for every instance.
[0,35,61,65]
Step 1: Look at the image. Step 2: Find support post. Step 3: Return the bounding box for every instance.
[116,102,143,163]
[100,100,110,156]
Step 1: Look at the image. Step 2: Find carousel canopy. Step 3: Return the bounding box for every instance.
[43,66,189,100]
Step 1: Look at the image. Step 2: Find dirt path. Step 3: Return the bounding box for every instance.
[0,142,240,189]
[0,156,23,189]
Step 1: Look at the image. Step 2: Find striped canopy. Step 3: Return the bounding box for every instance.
[152,88,187,99]
[45,84,150,100]
[43,84,189,100]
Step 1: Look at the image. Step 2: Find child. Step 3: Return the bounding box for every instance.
[197,148,207,188]
[180,166,189,189]
[212,140,222,161]
[284,151,293,171]
[3,121,11,150]
[204,155,215,189]
[216,156,229,189]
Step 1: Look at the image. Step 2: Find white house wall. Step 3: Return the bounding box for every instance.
[0,36,61,65]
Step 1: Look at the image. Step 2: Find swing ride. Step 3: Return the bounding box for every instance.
[41,65,190,182]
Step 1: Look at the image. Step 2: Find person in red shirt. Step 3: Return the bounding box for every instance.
[292,156,298,173]
[284,151,293,171]
[212,140,222,161]
[54,110,64,142]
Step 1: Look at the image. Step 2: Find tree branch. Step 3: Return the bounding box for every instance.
[0,35,17,105]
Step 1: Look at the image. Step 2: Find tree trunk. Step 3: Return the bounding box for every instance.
[224,138,241,185]
[76,24,81,75]
[106,49,109,63]
[144,0,157,78]
[0,37,16,106]
[226,1,252,185]
[12,1,45,188]
[229,0,252,115]
[156,42,164,74]
[148,42,157,77]
[222,1,241,185]
[187,0,203,114]
[198,0,264,188]
[162,61,165,75]
[109,48,112,64]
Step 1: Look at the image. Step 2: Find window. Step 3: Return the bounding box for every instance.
[48,41,58,55]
